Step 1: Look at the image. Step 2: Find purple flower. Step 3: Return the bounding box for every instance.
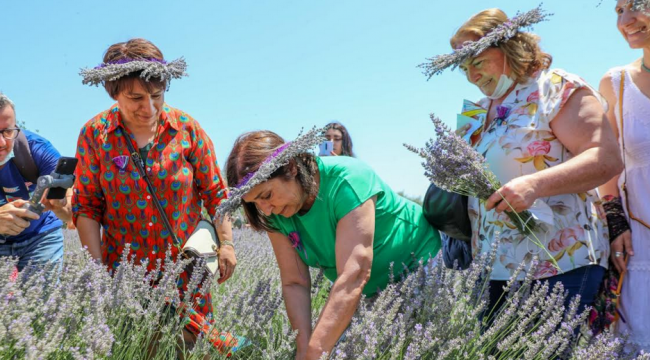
[288,231,308,260]
[235,142,294,189]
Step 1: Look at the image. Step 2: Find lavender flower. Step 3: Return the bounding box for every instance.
[235,142,293,189]
[630,0,650,11]
[599,0,650,13]
[215,126,326,218]
[418,5,551,79]
[405,113,539,235]
[80,57,188,86]
[2,229,645,359]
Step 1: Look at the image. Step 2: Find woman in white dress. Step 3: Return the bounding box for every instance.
[599,0,650,351]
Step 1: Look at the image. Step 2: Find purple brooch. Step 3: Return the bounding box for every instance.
[495,105,511,127]
[288,231,308,260]
[112,155,130,173]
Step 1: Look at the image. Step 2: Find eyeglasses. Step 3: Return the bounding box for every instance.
[0,128,20,140]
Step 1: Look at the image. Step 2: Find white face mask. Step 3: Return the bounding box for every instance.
[0,149,15,167]
[487,62,515,100]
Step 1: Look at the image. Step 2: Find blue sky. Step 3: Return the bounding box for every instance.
[0,0,638,197]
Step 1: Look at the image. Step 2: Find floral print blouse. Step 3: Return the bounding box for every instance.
[72,104,228,317]
[465,69,609,281]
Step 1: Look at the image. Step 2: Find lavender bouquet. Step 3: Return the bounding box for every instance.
[405,114,557,263]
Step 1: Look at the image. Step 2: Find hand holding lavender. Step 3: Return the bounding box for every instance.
[405,114,557,264]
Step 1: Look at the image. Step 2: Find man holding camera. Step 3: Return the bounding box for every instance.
[0,92,71,270]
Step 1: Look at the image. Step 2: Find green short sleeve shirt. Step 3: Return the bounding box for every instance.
[270,156,441,296]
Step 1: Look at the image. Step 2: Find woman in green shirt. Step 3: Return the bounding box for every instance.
[221,129,441,360]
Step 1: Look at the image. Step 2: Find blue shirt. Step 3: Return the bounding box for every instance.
[0,130,62,242]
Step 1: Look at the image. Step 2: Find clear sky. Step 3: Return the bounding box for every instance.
[0,0,638,198]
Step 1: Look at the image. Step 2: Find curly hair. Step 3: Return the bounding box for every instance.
[450,8,552,83]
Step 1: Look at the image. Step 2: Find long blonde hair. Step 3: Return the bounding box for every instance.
[450,8,552,83]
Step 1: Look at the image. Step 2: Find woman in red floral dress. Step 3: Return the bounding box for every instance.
[72,38,239,351]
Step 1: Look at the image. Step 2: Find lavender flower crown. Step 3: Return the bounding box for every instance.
[215,127,326,218]
[80,57,188,86]
[626,0,650,12]
[418,5,551,79]
[599,0,650,12]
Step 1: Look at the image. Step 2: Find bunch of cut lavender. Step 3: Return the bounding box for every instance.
[405,113,540,236]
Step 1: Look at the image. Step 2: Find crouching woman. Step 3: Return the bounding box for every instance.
[219,129,441,359]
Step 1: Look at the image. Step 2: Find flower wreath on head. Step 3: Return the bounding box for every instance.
[600,0,650,13]
[80,57,188,86]
[215,127,327,219]
[629,0,650,11]
[418,5,552,79]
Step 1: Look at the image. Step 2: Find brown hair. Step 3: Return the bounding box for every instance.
[225,130,319,232]
[326,122,355,157]
[450,8,552,83]
[102,38,167,99]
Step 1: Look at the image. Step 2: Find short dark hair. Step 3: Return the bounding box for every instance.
[101,38,168,99]
[225,130,318,232]
[326,122,354,157]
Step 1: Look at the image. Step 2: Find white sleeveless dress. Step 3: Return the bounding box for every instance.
[610,66,650,351]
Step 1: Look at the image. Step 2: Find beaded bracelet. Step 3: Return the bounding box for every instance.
[220,240,235,249]
[602,196,631,242]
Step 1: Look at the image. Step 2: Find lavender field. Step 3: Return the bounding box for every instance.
[0,229,647,360]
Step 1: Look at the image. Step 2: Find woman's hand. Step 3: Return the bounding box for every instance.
[217,244,237,284]
[610,230,633,273]
[485,175,540,213]
[215,217,236,284]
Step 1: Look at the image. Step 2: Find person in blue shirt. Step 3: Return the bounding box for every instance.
[0,93,71,271]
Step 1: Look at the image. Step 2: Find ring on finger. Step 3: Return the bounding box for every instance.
[614,251,624,258]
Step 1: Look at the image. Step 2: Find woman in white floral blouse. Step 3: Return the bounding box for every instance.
[451,8,623,315]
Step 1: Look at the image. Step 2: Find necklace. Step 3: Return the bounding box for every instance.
[642,58,650,73]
